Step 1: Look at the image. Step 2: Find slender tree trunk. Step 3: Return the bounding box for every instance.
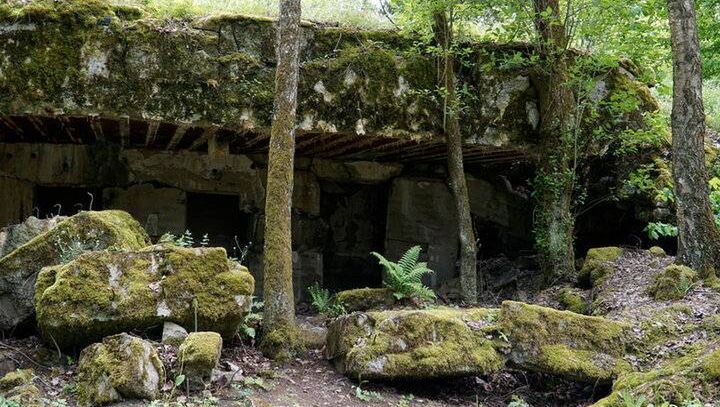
[260,0,303,360]
[433,11,478,303]
[532,0,577,283]
[667,0,720,278]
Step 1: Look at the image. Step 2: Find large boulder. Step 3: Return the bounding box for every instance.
[499,301,631,383]
[0,210,150,330]
[35,245,254,350]
[0,216,66,258]
[76,333,164,406]
[327,308,505,379]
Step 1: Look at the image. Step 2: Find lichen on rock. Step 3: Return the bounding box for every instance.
[76,333,165,406]
[334,287,395,312]
[327,307,505,380]
[0,210,150,331]
[499,301,630,383]
[35,244,254,350]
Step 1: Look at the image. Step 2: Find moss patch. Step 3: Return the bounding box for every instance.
[35,245,254,350]
[557,287,590,314]
[579,247,624,287]
[647,264,697,301]
[180,332,222,379]
[76,333,165,406]
[649,246,666,257]
[327,307,504,380]
[0,210,149,330]
[499,301,629,383]
[334,287,395,312]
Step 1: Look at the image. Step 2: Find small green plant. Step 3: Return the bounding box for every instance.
[371,245,436,301]
[159,230,195,248]
[307,283,346,317]
[239,299,263,340]
[507,395,530,407]
[645,222,678,240]
[200,233,210,247]
[620,391,646,407]
[354,379,383,402]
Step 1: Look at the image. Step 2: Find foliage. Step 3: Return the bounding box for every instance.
[507,395,530,407]
[371,246,436,301]
[239,298,263,340]
[0,397,21,407]
[113,0,391,28]
[620,390,705,407]
[353,379,383,402]
[307,283,346,317]
[159,230,195,248]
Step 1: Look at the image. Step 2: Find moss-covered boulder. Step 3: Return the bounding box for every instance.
[592,343,720,406]
[0,210,150,330]
[648,246,666,257]
[647,264,697,301]
[76,333,165,406]
[557,287,590,314]
[334,287,395,312]
[499,301,631,383]
[35,245,254,350]
[0,215,66,258]
[326,307,505,380]
[579,247,624,287]
[0,369,43,407]
[179,332,222,382]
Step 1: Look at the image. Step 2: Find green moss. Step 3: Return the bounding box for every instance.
[0,369,33,391]
[649,246,667,257]
[648,264,697,301]
[633,305,696,356]
[334,287,395,312]
[35,245,254,350]
[539,344,632,382]
[500,301,629,382]
[327,307,504,379]
[76,333,165,406]
[579,247,624,286]
[180,332,222,378]
[702,349,720,379]
[259,321,305,362]
[557,287,590,314]
[0,210,149,330]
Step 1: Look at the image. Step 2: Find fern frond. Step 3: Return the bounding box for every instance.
[397,245,422,274]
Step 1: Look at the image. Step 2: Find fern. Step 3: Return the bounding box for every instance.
[371,245,436,301]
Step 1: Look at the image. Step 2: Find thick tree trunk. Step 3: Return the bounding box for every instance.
[260,0,303,360]
[532,0,576,283]
[667,0,720,278]
[433,11,478,303]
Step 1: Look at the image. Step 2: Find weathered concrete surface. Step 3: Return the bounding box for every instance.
[0,0,646,149]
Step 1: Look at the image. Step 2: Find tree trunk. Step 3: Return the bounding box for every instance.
[433,11,478,303]
[667,0,720,278]
[531,0,577,283]
[259,0,303,360]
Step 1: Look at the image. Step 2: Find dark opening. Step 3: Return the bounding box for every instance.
[321,183,389,291]
[186,192,253,254]
[34,186,103,218]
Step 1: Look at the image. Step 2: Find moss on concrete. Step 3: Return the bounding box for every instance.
[557,287,590,314]
[327,307,504,380]
[35,245,254,350]
[0,210,149,330]
[499,301,630,383]
[76,333,165,406]
[179,332,222,379]
[648,264,697,301]
[334,287,395,312]
[579,247,624,286]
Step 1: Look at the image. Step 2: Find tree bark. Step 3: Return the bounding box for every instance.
[433,11,478,303]
[531,0,577,283]
[667,0,720,278]
[260,0,303,360]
